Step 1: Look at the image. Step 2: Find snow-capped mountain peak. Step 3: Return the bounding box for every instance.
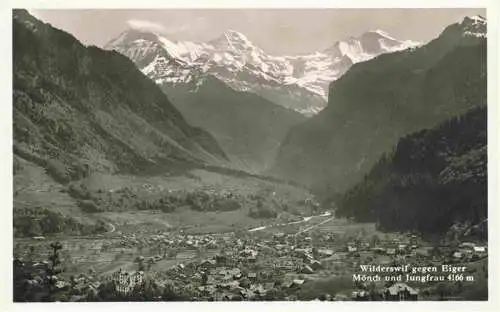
[104,29,162,53]
[107,28,421,115]
[465,15,486,24]
[208,29,260,54]
[222,29,252,45]
[461,15,487,38]
[369,29,398,41]
[323,30,420,63]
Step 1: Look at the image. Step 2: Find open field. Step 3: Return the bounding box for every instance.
[14,157,93,221]
[13,156,316,236]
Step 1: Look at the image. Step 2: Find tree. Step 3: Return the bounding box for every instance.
[28,246,36,262]
[43,241,63,301]
[367,282,379,300]
[167,248,178,259]
[312,247,319,259]
[147,258,154,271]
[79,199,101,213]
[202,271,208,285]
[431,245,442,257]
[48,242,63,275]
[138,261,145,272]
[370,234,380,247]
[45,160,70,183]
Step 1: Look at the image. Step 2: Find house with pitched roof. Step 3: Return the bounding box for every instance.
[383,283,418,301]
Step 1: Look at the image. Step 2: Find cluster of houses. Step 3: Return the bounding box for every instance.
[450,242,487,262]
[344,234,487,264]
[103,227,487,301]
[111,230,343,300]
[345,234,488,301]
[351,282,419,301]
[18,215,487,302]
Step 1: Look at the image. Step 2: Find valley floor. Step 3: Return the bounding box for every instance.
[13,160,488,301]
[14,210,488,301]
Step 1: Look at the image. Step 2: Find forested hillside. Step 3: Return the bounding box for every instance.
[13,9,227,186]
[273,16,486,194]
[335,106,486,238]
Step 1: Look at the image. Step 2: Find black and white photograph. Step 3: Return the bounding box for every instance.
[4,1,498,309]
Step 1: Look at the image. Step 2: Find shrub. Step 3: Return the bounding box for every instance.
[45,159,70,183]
[160,203,175,213]
[189,200,203,211]
[68,183,91,200]
[79,200,102,213]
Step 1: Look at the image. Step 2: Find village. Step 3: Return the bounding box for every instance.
[14,210,489,301]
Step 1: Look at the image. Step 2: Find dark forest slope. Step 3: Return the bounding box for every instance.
[13,10,228,184]
[336,106,487,238]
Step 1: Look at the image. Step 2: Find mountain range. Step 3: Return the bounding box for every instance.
[12,9,488,242]
[272,15,487,194]
[104,25,422,172]
[106,27,420,115]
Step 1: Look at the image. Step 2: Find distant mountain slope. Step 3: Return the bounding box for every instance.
[106,27,307,173]
[272,16,486,193]
[106,28,419,115]
[336,106,486,237]
[162,76,306,173]
[13,10,227,184]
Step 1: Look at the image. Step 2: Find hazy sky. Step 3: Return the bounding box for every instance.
[32,8,486,55]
